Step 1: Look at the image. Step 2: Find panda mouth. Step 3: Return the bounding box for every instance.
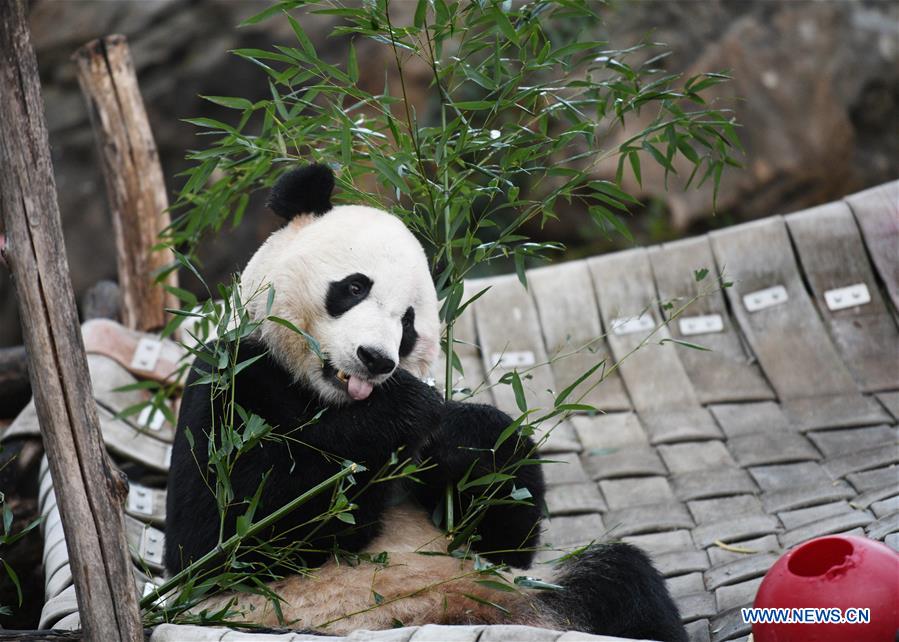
[323,361,375,401]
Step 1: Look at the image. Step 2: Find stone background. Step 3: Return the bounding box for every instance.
[1,0,897,346]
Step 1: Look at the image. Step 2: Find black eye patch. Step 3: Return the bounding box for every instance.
[399,306,417,357]
[326,273,373,317]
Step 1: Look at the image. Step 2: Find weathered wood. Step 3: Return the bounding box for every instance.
[786,201,899,392]
[709,217,844,400]
[0,2,143,640]
[469,274,582,452]
[844,180,899,312]
[73,35,177,332]
[709,217,887,430]
[648,237,773,403]
[585,248,698,409]
[470,274,557,414]
[585,248,721,443]
[527,260,631,411]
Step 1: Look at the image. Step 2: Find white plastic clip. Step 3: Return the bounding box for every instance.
[490,351,536,369]
[137,405,166,431]
[131,338,162,372]
[128,484,154,516]
[824,283,870,311]
[610,313,654,335]
[140,526,165,565]
[743,285,788,312]
[678,314,724,336]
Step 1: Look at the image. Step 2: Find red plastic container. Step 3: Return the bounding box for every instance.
[753,535,899,642]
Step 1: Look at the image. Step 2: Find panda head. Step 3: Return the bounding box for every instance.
[240,164,440,405]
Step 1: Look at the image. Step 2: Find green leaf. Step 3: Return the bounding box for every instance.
[554,359,604,406]
[513,251,527,289]
[163,285,198,307]
[694,268,709,282]
[513,576,563,591]
[510,370,527,413]
[182,117,239,134]
[589,180,640,206]
[347,41,359,83]
[233,353,267,377]
[371,156,408,195]
[413,0,428,28]
[458,472,515,491]
[266,316,322,359]
[240,2,299,26]
[336,512,356,524]
[629,150,642,186]
[660,338,711,351]
[510,486,532,501]
[286,13,317,57]
[201,95,253,110]
[642,141,676,175]
[490,7,519,45]
[2,560,22,606]
[589,205,633,243]
[475,579,516,592]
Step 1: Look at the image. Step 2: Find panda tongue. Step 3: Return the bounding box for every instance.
[348,375,374,401]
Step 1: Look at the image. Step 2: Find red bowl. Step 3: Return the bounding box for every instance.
[753,535,899,642]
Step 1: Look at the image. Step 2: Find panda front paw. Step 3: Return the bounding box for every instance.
[410,400,546,568]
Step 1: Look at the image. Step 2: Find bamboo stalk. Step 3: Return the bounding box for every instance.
[73,35,177,332]
[0,2,142,640]
[142,464,358,609]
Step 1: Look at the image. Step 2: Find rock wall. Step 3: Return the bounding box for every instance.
[605,0,899,231]
[1,0,896,347]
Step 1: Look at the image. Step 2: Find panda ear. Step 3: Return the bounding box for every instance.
[266,164,335,219]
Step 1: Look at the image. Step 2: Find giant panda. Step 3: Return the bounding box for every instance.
[165,164,687,642]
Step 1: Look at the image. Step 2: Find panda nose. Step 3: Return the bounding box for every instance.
[357,346,396,376]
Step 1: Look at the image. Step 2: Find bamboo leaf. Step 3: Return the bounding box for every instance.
[510,370,527,413]
[201,95,253,110]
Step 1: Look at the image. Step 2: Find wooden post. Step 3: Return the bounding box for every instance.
[73,35,177,332]
[0,2,143,641]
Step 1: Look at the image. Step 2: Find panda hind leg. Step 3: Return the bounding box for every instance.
[536,542,687,642]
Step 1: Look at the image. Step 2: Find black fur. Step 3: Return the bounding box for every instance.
[325,273,372,317]
[408,400,544,568]
[266,164,334,219]
[165,339,543,575]
[540,543,687,642]
[398,307,417,357]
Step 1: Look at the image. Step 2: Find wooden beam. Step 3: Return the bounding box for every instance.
[73,35,177,332]
[0,2,143,640]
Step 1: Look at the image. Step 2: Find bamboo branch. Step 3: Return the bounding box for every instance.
[0,2,142,640]
[141,464,358,610]
[73,35,177,332]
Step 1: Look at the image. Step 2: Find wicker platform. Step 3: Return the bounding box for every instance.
[8,180,898,642]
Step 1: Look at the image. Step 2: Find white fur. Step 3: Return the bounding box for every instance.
[196,505,555,633]
[240,205,440,404]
